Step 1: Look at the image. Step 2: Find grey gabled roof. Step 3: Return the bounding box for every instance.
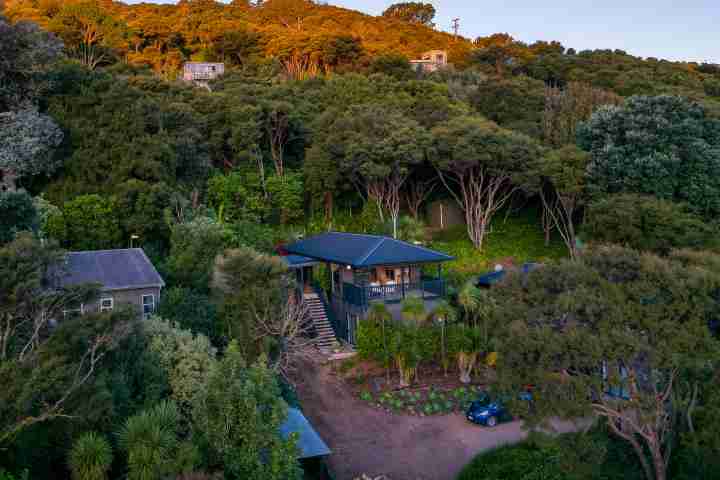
[284,232,454,268]
[280,408,331,459]
[57,248,165,291]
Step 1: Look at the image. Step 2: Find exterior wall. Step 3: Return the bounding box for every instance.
[83,286,162,319]
[182,63,225,82]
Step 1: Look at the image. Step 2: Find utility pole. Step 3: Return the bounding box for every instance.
[451,18,460,37]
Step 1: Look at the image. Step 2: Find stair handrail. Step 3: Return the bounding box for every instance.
[311,281,342,341]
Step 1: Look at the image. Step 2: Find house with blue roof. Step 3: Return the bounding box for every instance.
[283,232,454,345]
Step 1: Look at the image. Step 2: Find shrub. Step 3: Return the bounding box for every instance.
[68,432,113,480]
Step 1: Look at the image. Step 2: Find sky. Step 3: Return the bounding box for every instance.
[328,0,720,63]
[122,0,720,63]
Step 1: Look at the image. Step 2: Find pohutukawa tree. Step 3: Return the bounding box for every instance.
[491,246,720,480]
[527,145,590,260]
[325,104,430,238]
[431,116,540,250]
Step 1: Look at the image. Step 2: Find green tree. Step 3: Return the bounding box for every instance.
[68,432,113,480]
[0,190,38,245]
[431,116,540,250]
[0,17,63,111]
[319,104,430,237]
[117,401,199,480]
[527,145,590,259]
[491,246,720,480]
[142,317,216,411]
[51,194,122,250]
[191,342,301,480]
[369,54,415,81]
[584,194,718,254]
[156,287,219,345]
[165,217,228,292]
[381,2,436,27]
[0,109,64,192]
[578,95,720,218]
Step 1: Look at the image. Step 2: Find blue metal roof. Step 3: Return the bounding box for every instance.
[476,263,541,287]
[58,249,165,291]
[282,254,318,268]
[280,408,331,459]
[284,232,454,268]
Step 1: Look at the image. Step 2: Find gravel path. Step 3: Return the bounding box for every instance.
[295,358,580,480]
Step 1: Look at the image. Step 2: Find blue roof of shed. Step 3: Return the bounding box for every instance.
[284,232,454,268]
[476,263,541,287]
[280,408,331,459]
[57,249,165,291]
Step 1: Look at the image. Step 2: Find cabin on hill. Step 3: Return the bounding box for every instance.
[54,248,165,321]
[410,50,449,73]
[283,232,454,347]
[182,62,224,83]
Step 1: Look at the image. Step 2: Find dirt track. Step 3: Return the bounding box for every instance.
[295,359,580,480]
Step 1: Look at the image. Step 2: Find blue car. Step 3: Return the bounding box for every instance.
[465,392,532,427]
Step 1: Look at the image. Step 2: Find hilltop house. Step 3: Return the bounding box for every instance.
[56,249,165,320]
[410,50,449,73]
[283,232,454,346]
[182,62,224,83]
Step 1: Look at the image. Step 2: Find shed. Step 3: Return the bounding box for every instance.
[280,408,331,459]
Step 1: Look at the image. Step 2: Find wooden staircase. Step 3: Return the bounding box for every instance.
[303,292,339,351]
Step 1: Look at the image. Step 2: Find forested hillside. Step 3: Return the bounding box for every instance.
[2,2,720,479]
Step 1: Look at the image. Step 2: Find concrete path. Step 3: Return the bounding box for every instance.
[294,359,581,480]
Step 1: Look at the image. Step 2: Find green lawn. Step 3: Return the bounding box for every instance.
[429,208,567,286]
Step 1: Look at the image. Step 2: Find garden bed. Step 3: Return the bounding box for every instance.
[335,357,492,416]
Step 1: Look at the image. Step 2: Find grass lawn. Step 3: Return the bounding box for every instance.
[429,207,567,286]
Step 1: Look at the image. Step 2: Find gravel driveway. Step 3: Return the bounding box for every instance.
[294,359,580,480]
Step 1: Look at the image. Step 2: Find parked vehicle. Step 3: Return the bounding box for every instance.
[465,391,532,427]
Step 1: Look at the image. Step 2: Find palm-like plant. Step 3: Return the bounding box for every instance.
[431,301,457,376]
[117,401,187,480]
[367,303,392,383]
[69,432,113,480]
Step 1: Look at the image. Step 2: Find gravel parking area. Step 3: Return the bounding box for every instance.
[294,358,580,480]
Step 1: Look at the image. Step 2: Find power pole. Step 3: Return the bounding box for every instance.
[451,18,460,37]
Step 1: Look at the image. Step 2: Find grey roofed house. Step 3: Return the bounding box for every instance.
[56,248,165,319]
[279,407,331,459]
[58,249,165,291]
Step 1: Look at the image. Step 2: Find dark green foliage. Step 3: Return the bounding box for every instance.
[381,2,436,27]
[457,428,646,480]
[369,54,416,81]
[578,95,720,218]
[156,287,220,346]
[469,75,546,138]
[48,194,122,250]
[0,190,37,244]
[165,218,228,292]
[585,194,719,254]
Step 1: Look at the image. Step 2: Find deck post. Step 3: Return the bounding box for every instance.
[401,266,406,299]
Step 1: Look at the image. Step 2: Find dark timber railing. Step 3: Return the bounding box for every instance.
[342,277,446,308]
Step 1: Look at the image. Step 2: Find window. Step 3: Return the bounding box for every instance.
[385,268,395,282]
[63,303,84,320]
[142,294,155,319]
[100,297,113,312]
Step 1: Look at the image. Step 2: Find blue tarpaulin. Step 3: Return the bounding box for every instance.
[476,263,540,287]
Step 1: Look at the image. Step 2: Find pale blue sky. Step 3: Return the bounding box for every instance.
[328,0,719,63]
[124,0,719,62]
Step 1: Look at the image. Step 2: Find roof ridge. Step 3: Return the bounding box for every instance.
[356,237,385,266]
[69,248,142,254]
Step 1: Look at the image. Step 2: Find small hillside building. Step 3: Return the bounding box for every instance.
[56,248,165,320]
[182,62,224,83]
[410,50,449,73]
[283,232,454,345]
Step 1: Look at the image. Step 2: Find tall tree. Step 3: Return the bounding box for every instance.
[578,95,720,218]
[431,116,540,250]
[491,246,720,480]
[191,342,301,480]
[527,145,590,259]
[381,2,436,27]
[319,104,430,237]
[0,109,63,192]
